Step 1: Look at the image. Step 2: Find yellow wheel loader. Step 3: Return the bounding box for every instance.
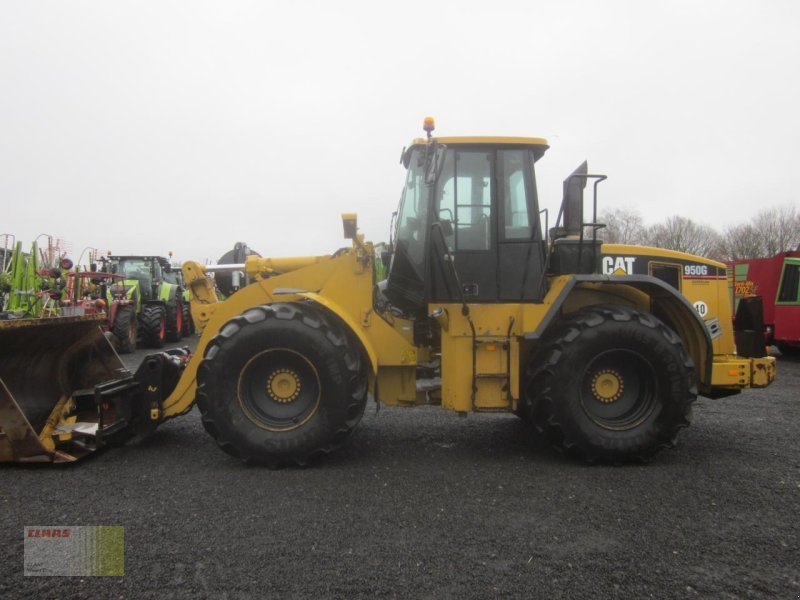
[0,119,776,465]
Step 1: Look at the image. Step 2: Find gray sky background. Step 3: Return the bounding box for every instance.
[1,0,798,264]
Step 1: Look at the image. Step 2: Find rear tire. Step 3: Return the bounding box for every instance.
[139,304,166,348]
[165,301,183,342]
[196,302,368,466]
[111,304,137,354]
[524,305,696,463]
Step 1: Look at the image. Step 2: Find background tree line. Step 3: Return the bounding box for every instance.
[593,204,800,261]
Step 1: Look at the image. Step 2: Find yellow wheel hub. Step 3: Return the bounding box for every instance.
[267,369,301,404]
[591,369,624,404]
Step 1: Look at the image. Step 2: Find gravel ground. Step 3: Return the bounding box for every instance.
[2,338,798,599]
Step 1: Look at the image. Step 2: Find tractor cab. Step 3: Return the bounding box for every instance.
[385,131,550,313]
[103,256,171,301]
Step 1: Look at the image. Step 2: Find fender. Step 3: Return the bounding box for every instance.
[158,281,177,303]
[526,274,713,384]
[297,292,379,374]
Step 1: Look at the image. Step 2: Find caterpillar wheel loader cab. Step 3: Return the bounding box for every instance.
[101,255,185,348]
[0,119,776,465]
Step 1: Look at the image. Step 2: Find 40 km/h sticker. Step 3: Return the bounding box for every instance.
[693,301,709,317]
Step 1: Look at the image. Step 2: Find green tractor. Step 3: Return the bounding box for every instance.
[163,265,195,337]
[101,255,186,351]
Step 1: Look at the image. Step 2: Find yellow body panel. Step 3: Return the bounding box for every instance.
[599,243,781,393]
[163,243,418,417]
[602,244,738,357]
[376,366,421,406]
[430,258,771,410]
[163,234,774,420]
[431,279,572,413]
[710,355,776,388]
[439,333,519,412]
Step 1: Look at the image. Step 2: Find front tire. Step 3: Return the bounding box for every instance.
[139,304,166,348]
[111,303,137,354]
[525,305,696,463]
[196,302,368,466]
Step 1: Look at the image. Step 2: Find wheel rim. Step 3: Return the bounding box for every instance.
[237,348,321,432]
[159,315,165,340]
[175,305,182,333]
[580,349,658,430]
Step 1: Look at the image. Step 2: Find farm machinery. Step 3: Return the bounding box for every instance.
[0,236,75,318]
[0,120,776,465]
[99,255,187,351]
[0,239,187,353]
[0,236,106,319]
[730,251,800,356]
[163,263,196,337]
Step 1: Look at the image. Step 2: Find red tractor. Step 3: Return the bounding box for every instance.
[730,251,800,356]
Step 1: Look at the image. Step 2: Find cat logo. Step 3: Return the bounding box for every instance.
[602,256,637,275]
[147,385,158,392]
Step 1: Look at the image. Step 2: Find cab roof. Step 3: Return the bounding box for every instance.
[409,136,549,161]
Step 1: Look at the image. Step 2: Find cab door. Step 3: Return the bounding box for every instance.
[496,149,545,301]
[429,148,498,302]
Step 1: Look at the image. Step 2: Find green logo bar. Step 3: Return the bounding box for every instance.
[734,263,749,278]
[24,526,124,576]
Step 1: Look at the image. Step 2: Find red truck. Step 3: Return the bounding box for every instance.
[730,251,800,356]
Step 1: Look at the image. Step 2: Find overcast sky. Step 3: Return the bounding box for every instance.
[1,0,798,264]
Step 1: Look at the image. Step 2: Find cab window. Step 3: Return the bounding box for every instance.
[778,262,800,303]
[396,156,430,274]
[499,150,532,240]
[436,150,492,251]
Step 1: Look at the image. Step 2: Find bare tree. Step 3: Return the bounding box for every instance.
[647,216,723,259]
[595,208,647,245]
[718,223,763,261]
[593,203,797,261]
[718,204,800,260]
[752,204,800,256]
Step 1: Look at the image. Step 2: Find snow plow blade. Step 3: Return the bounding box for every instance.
[0,315,185,463]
